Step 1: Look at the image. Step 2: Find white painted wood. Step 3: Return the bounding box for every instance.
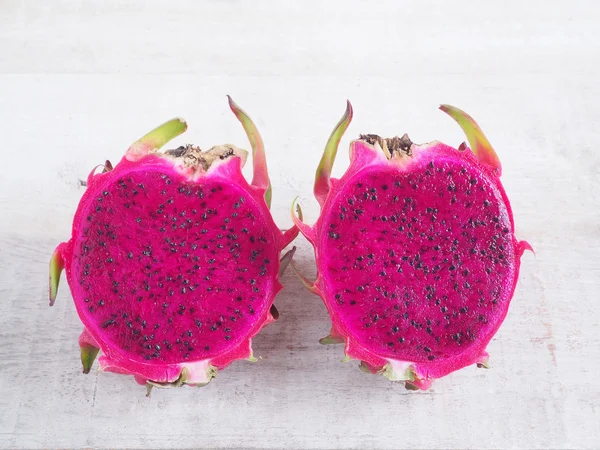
[0,0,599,448]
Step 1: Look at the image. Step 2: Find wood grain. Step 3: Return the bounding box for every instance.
[0,1,599,448]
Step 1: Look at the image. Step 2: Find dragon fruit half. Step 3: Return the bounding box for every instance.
[292,102,531,390]
[49,97,297,390]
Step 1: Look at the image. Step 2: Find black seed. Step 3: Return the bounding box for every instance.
[392,326,399,332]
[101,319,115,329]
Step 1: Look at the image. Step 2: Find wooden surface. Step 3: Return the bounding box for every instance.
[1,1,599,448]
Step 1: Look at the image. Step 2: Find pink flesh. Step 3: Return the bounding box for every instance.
[319,156,517,364]
[70,165,278,365]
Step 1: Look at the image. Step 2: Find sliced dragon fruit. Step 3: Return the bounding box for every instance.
[49,97,297,391]
[293,102,531,389]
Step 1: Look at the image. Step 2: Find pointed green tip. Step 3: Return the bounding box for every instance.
[290,197,301,225]
[319,335,345,345]
[227,96,271,203]
[439,104,502,175]
[290,198,304,223]
[127,118,187,160]
[49,246,65,306]
[80,344,100,374]
[314,101,353,207]
[296,202,304,221]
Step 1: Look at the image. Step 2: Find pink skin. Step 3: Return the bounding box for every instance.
[50,101,297,387]
[294,104,531,389]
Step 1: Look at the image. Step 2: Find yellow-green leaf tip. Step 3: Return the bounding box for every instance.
[439,104,502,175]
[127,118,188,160]
[319,335,345,345]
[80,344,100,374]
[49,247,65,306]
[314,100,353,207]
